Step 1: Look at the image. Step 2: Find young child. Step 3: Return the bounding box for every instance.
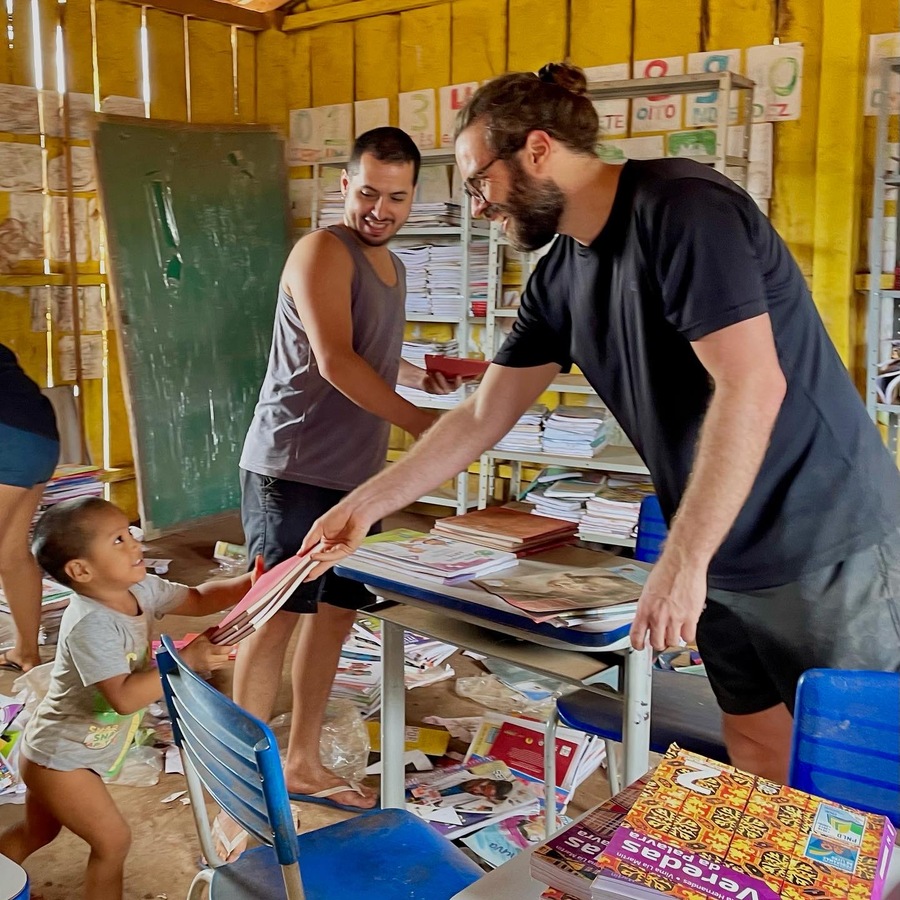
[0,497,250,900]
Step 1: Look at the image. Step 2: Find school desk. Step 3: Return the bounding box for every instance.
[335,544,653,828]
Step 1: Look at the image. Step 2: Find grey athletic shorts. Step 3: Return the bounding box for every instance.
[697,526,900,716]
[240,469,381,614]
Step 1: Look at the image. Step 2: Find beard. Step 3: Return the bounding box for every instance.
[489,157,565,252]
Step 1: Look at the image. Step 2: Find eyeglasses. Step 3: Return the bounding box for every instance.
[463,156,501,204]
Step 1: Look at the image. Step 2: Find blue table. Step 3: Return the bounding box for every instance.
[335,545,653,821]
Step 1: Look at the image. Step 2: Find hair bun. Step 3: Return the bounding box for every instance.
[537,62,588,95]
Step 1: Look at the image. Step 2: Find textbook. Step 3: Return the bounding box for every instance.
[425,354,491,378]
[351,529,517,581]
[531,774,653,900]
[431,505,578,553]
[592,744,897,900]
[209,555,316,645]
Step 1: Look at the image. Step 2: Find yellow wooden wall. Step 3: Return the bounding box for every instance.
[4,0,895,520]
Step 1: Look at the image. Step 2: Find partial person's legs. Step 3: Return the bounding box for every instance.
[722,703,794,782]
[14,758,131,900]
[282,602,377,808]
[0,483,48,671]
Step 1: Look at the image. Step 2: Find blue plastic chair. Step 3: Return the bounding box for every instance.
[0,854,28,900]
[555,669,727,794]
[634,495,666,563]
[789,668,900,827]
[157,635,483,900]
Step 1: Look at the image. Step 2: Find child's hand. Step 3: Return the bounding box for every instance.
[250,554,265,586]
[180,629,234,672]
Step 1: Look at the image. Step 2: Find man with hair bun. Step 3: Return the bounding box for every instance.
[299,65,900,781]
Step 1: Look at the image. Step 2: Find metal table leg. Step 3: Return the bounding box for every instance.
[622,645,652,784]
[381,618,407,808]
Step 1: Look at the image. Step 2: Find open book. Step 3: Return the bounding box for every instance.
[209,555,316,645]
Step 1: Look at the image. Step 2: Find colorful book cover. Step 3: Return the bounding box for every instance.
[596,744,897,900]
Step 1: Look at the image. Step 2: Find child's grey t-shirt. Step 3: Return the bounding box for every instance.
[21,575,188,778]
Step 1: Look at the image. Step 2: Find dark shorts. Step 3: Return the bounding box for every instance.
[697,527,900,716]
[240,469,381,614]
[0,422,59,488]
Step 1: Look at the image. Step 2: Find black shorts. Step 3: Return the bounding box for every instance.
[697,527,900,716]
[240,469,381,614]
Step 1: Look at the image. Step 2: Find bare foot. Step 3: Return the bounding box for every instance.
[284,767,377,810]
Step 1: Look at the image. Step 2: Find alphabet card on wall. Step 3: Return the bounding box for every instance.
[583,63,630,139]
[399,89,437,150]
[288,108,322,164]
[319,103,353,159]
[865,33,900,116]
[746,43,803,122]
[686,49,742,127]
[632,57,684,133]
[354,98,390,136]
[439,83,478,147]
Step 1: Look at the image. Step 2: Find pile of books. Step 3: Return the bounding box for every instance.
[431,505,578,555]
[532,744,897,900]
[426,243,466,319]
[542,407,609,458]
[31,464,104,535]
[331,615,456,718]
[0,577,75,648]
[494,405,548,452]
[393,245,429,315]
[351,527,518,583]
[467,242,490,317]
[578,479,656,545]
[525,472,609,524]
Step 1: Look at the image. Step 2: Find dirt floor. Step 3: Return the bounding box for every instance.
[0,510,613,900]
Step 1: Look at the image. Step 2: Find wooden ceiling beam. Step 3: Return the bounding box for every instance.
[128,0,270,30]
[282,0,447,32]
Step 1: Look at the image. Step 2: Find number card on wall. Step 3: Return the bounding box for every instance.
[583,63,630,139]
[598,135,664,163]
[320,104,353,159]
[354,98,390,136]
[686,49,741,127]
[746,43,803,122]
[865,33,900,116]
[439,83,478,147]
[288,108,322,164]
[399,89,437,150]
[632,57,684,133]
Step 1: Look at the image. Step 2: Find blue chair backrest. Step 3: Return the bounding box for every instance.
[789,669,900,827]
[635,494,666,563]
[157,635,300,866]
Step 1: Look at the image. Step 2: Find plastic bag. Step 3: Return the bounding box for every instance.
[319,699,370,782]
[454,674,559,720]
[105,744,163,787]
[12,662,55,715]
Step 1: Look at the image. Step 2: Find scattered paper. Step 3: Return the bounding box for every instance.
[365,749,433,775]
[164,746,184,775]
[161,790,187,804]
[144,559,172,574]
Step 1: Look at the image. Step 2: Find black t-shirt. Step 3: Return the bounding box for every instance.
[0,343,58,440]
[494,158,900,590]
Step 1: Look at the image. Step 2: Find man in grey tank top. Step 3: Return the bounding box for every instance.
[220,128,459,853]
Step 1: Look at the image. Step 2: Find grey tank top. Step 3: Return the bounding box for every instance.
[240,225,406,490]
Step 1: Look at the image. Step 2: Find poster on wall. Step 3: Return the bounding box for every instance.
[686,49,742,127]
[583,63,630,139]
[746,43,803,122]
[354,98,389,136]
[0,143,42,191]
[865,33,900,116]
[319,104,353,159]
[598,135,664,163]
[58,334,103,381]
[288,107,322,164]
[288,178,314,221]
[632,57,684,133]
[399,89,437,150]
[439,83,478,147]
[0,84,40,133]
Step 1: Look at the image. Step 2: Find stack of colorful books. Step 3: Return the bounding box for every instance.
[431,506,577,555]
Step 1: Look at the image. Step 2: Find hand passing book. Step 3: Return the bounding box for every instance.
[209,555,316,645]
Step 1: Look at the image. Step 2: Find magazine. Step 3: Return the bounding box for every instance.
[474,567,640,618]
[404,757,538,839]
[461,812,572,868]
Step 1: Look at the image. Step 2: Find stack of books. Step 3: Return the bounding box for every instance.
[591,745,897,900]
[542,407,609,458]
[494,405,548,452]
[431,505,577,555]
[393,245,430,316]
[0,577,75,648]
[468,242,490,317]
[331,614,457,718]
[427,243,465,319]
[31,464,104,535]
[526,473,608,524]
[351,528,518,583]
[578,480,655,545]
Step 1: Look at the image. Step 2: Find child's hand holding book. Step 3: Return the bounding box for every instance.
[180,629,236,672]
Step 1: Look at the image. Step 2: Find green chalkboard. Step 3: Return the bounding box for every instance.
[94,118,291,536]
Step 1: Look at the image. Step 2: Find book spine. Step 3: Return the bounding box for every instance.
[871,819,897,900]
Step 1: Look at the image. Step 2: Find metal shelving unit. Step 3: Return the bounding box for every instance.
[867,57,900,456]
